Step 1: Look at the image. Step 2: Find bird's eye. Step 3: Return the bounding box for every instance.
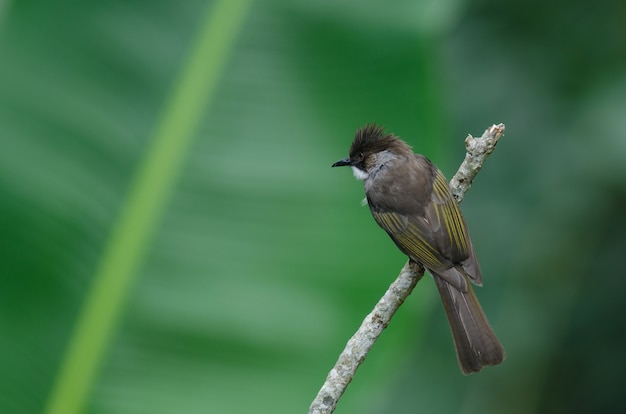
[358,152,364,161]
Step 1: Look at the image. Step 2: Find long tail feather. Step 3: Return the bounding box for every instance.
[433,273,505,374]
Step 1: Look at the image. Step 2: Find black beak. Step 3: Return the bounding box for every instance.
[332,157,352,168]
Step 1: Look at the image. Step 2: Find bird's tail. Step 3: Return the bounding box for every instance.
[433,274,505,374]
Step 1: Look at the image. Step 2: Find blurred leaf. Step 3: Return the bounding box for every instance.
[0,0,447,413]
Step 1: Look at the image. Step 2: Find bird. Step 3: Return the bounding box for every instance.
[332,124,505,374]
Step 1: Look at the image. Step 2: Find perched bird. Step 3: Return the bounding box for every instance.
[332,124,505,374]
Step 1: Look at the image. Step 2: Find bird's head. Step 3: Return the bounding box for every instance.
[332,124,412,180]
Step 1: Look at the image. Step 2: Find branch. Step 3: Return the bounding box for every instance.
[309,123,506,414]
[449,123,505,203]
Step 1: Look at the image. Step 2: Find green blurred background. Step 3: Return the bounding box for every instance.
[2,0,625,413]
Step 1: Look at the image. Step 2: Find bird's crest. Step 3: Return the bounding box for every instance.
[350,124,412,158]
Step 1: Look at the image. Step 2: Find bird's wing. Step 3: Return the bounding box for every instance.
[370,169,481,289]
[427,170,471,261]
[429,169,481,284]
[371,208,443,269]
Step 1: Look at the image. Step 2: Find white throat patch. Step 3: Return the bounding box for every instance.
[351,166,369,181]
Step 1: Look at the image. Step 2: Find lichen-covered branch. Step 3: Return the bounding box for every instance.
[308,124,506,414]
[308,261,424,414]
[449,123,505,203]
